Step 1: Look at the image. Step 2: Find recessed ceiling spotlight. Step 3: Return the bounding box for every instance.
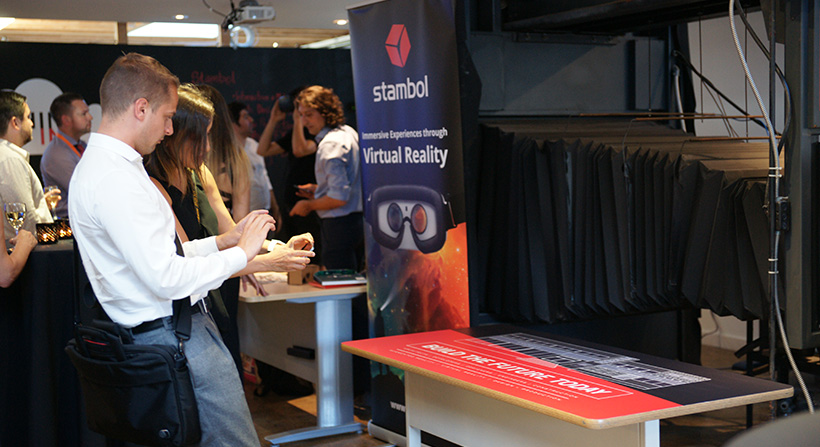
[272,42,279,48]
[333,19,348,26]
[175,14,189,20]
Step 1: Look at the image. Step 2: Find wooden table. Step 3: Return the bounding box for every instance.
[238,281,367,446]
[342,325,793,447]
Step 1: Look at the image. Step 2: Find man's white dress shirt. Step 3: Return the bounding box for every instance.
[69,133,247,327]
[0,138,53,244]
[242,136,273,211]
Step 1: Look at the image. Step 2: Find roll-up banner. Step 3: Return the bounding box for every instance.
[348,0,470,438]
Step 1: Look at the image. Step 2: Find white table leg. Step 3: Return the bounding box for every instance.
[315,298,354,426]
[405,373,423,447]
[641,419,660,447]
[262,297,363,445]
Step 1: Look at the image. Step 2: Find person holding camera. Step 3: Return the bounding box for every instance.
[228,101,280,226]
[257,87,322,264]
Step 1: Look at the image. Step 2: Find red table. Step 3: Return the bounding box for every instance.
[343,325,793,447]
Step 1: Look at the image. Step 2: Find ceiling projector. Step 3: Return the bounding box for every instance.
[234,2,275,24]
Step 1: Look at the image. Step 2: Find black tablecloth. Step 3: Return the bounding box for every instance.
[0,239,105,446]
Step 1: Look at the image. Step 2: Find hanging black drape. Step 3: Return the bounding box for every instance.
[472,119,771,323]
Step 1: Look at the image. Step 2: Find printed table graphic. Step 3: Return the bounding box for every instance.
[344,330,701,420]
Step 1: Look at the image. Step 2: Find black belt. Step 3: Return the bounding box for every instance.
[131,298,209,334]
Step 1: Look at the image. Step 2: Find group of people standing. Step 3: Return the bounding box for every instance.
[1,50,364,445]
[0,88,92,287]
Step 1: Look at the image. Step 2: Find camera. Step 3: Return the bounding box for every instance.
[277,94,294,113]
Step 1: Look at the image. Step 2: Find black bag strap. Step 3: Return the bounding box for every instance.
[72,234,193,344]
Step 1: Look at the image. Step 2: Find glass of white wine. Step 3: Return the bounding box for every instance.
[4,202,25,236]
[44,186,60,220]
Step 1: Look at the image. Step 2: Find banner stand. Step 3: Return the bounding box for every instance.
[348,0,474,443]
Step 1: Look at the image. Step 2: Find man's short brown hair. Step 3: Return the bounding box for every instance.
[296,85,345,128]
[0,90,27,137]
[99,53,180,118]
[50,92,85,126]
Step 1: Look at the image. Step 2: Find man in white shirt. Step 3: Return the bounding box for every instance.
[0,91,59,244]
[228,101,278,218]
[69,53,270,446]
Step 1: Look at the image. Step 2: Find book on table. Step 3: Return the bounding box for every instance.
[312,269,366,286]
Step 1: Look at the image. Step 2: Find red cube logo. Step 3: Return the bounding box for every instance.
[385,24,411,67]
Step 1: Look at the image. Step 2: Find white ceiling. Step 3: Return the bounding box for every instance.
[0,0,363,31]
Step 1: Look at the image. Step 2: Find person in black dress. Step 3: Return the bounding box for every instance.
[144,84,316,378]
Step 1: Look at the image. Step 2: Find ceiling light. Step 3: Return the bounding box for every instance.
[128,22,219,39]
[333,19,348,26]
[301,34,350,49]
[0,17,15,31]
[175,14,189,20]
[272,42,279,48]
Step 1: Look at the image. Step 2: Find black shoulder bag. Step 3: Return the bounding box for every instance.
[65,240,202,446]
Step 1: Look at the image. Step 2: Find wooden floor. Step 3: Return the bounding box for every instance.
[245,345,814,447]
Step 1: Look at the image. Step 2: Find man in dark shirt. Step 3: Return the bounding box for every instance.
[257,89,322,264]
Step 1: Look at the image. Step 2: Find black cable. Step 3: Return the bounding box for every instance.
[673,50,769,131]
[202,0,228,17]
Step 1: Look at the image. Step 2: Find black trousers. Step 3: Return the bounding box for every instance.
[320,212,368,396]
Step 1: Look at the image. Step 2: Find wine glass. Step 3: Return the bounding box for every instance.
[44,186,60,220]
[4,202,25,236]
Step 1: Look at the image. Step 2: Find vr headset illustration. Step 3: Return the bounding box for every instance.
[366,184,455,254]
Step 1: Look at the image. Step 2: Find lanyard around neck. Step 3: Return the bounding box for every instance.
[187,168,201,224]
[55,133,83,158]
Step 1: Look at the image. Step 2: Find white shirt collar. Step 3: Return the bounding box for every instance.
[315,126,331,143]
[0,138,30,162]
[86,132,144,164]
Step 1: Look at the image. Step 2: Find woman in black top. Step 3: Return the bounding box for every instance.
[145,84,316,376]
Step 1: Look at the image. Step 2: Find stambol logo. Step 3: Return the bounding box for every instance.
[385,24,411,67]
[372,23,429,103]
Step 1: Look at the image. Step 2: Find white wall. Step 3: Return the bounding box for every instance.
[700,309,759,351]
[688,11,779,349]
[686,11,784,139]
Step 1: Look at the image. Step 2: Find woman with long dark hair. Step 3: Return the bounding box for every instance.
[145,84,315,376]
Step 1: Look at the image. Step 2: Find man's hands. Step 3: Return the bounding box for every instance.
[233,212,275,261]
[216,210,273,250]
[258,243,315,271]
[44,187,61,209]
[290,184,317,217]
[287,232,314,251]
[261,232,315,271]
[270,99,286,125]
[211,213,315,270]
[289,200,312,217]
[294,183,316,199]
